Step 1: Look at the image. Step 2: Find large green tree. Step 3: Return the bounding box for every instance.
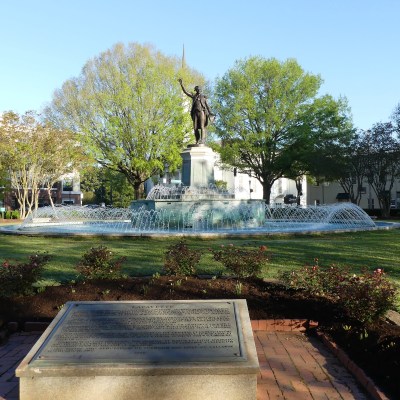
[46,42,204,199]
[212,57,353,203]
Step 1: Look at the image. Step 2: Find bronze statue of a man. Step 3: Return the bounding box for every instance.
[178,78,214,144]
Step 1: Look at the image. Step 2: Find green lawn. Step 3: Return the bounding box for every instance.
[0,228,399,286]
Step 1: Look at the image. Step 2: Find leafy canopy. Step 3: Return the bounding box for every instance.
[46,42,204,199]
[213,57,353,202]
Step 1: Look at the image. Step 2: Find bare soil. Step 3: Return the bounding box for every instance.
[1,276,399,399]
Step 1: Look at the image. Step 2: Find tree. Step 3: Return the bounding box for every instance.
[80,165,134,208]
[0,111,86,218]
[284,96,354,200]
[0,111,43,218]
[336,131,370,205]
[40,127,87,210]
[212,57,353,203]
[363,123,400,217]
[391,102,400,132]
[45,42,204,199]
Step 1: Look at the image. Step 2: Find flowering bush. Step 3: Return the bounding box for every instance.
[211,244,269,278]
[279,259,350,297]
[280,262,397,325]
[163,240,202,276]
[76,246,126,280]
[337,268,397,324]
[0,253,51,297]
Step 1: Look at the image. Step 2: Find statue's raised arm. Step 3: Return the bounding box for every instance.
[178,78,193,98]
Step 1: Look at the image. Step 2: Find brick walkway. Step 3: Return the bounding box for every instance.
[0,330,372,400]
[0,333,40,400]
[255,331,370,400]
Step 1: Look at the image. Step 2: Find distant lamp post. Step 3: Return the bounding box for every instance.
[248,171,253,199]
[102,179,113,206]
[162,163,170,185]
[0,186,5,217]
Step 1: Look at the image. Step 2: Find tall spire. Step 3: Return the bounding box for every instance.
[182,44,186,69]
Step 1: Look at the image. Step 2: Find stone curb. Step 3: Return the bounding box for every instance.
[6,321,50,334]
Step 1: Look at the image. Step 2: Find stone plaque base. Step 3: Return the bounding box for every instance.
[16,300,259,400]
[19,374,256,400]
[181,145,216,187]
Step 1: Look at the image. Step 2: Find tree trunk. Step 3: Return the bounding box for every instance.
[379,194,391,218]
[47,187,59,219]
[133,182,141,200]
[262,182,273,204]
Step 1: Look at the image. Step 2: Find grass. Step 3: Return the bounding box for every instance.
[0,228,399,287]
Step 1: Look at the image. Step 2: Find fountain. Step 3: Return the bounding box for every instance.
[4,197,380,237]
[0,143,388,237]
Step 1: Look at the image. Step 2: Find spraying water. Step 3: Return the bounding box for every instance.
[15,201,376,236]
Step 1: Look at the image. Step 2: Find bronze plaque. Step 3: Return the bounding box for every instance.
[32,301,245,364]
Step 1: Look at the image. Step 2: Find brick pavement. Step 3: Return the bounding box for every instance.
[0,333,41,400]
[254,331,370,400]
[0,329,373,400]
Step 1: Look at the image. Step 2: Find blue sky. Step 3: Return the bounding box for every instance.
[1,0,399,130]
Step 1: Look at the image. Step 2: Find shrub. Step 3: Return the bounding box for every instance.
[76,246,126,280]
[12,210,20,219]
[337,268,397,324]
[214,180,228,191]
[163,240,202,276]
[280,262,397,325]
[279,259,349,297]
[3,210,20,219]
[211,244,269,278]
[0,253,51,297]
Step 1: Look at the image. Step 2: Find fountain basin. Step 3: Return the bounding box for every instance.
[0,202,393,237]
[130,199,265,230]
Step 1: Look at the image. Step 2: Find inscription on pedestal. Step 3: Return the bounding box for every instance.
[33,301,244,363]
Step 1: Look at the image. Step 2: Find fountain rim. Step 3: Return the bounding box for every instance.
[1,202,398,238]
[0,221,399,238]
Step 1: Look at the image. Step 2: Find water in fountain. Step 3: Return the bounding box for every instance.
[146,184,238,200]
[14,199,377,236]
[265,202,376,231]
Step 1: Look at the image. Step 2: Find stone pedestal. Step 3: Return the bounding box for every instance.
[181,145,216,187]
[16,300,259,400]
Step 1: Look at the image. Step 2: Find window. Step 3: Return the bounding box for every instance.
[63,179,73,192]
